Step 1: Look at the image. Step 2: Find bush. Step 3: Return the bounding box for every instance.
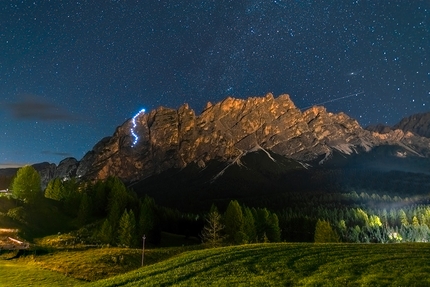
[7,207,27,224]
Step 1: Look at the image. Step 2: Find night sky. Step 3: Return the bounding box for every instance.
[1,1,428,168]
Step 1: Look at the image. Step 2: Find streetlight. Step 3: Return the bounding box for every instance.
[141,235,146,267]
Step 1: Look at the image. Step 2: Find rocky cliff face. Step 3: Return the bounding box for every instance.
[66,93,429,182]
[393,112,430,138]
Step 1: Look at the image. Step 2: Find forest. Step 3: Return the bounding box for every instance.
[4,165,430,247]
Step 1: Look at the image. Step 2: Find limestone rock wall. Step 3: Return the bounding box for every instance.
[53,94,430,182]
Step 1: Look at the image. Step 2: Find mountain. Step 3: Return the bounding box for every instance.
[0,159,78,190]
[74,93,430,182]
[3,94,430,193]
[393,112,430,138]
[366,112,430,138]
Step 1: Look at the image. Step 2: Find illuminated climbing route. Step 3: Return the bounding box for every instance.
[131,108,145,146]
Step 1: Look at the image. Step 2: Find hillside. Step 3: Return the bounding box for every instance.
[88,243,430,286]
[2,243,430,286]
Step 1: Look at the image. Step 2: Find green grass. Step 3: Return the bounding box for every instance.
[28,245,202,282]
[2,243,430,286]
[0,260,84,287]
[1,243,202,283]
[89,243,430,287]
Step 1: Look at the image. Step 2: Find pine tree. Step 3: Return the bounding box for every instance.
[11,165,41,204]
[201,207,224,247]
[224,200,244,244]
[242,206,256,243]
[77,193,91,226]
[98,219,113,244]
[266,213,281,242]
[314,219,340,243]
[118,209,137,247]
[138,196,155,238]
[399,209,409,226]
[254,208,269,242]
[107,177,128,231]
[128,210,137,247]
[92,180,108,217]
[45,178,65,201]
[412,216,419,227]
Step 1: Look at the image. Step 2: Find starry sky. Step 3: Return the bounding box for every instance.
[1,0,428,168]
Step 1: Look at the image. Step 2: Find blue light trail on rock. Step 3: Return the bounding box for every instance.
[131,108,145,147]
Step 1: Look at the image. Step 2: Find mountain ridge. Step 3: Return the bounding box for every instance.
[2,94,430,188]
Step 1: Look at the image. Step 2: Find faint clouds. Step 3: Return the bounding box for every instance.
[0,163,26,169]
[3,94,81,122]
[41,151,73,157]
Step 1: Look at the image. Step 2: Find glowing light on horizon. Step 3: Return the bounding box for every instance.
[131,108,146,146]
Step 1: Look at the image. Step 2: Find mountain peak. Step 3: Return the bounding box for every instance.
[394,112,430,138]
[51,94,430,182]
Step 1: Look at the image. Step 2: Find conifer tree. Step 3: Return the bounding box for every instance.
[266,213,281,242]
[201,205,224,247]
[118,209,137,247]
[314,219,340,243]
[242,206,256,243]
[98,219,113,244]
[224,200,244,244]
[399,209,408,226]
[255,208,269,242]
[77,193,91,225]
[92,180,108,216]
[107,177,128,231]
[45,178,65,201]
[137,196,162,244]
[138,196,155,237]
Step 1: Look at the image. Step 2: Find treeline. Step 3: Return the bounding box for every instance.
[201,200,281,246]
[0,175,13,190]
[44,176,203,247]
[8,165,430,245]
[341,169,430,197]
[280,204,430,243]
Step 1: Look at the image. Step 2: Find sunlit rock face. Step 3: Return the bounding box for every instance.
[71,94,430,182]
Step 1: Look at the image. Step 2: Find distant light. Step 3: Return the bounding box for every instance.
[131,108,145,146]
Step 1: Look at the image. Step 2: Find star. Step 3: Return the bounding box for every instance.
[0,1,427,165]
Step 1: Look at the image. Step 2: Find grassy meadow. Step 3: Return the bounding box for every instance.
[87,243,430,287]
[0,259,82,287]
[3,243,427,287]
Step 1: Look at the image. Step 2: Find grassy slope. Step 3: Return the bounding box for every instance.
[2,243,430,286]
[0,260,83,287]
[27,245,202,282]
[89,243,430,287]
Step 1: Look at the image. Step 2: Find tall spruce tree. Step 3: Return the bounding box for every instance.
[107,177,128,232]
[98,219,113,244]
[255,208,269,242]
[242,206,256,243]
[137,196,161,244]
[266,213,281,242]
[77,193,92,226]
[224,200,244,244]
[118,209,137,247]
